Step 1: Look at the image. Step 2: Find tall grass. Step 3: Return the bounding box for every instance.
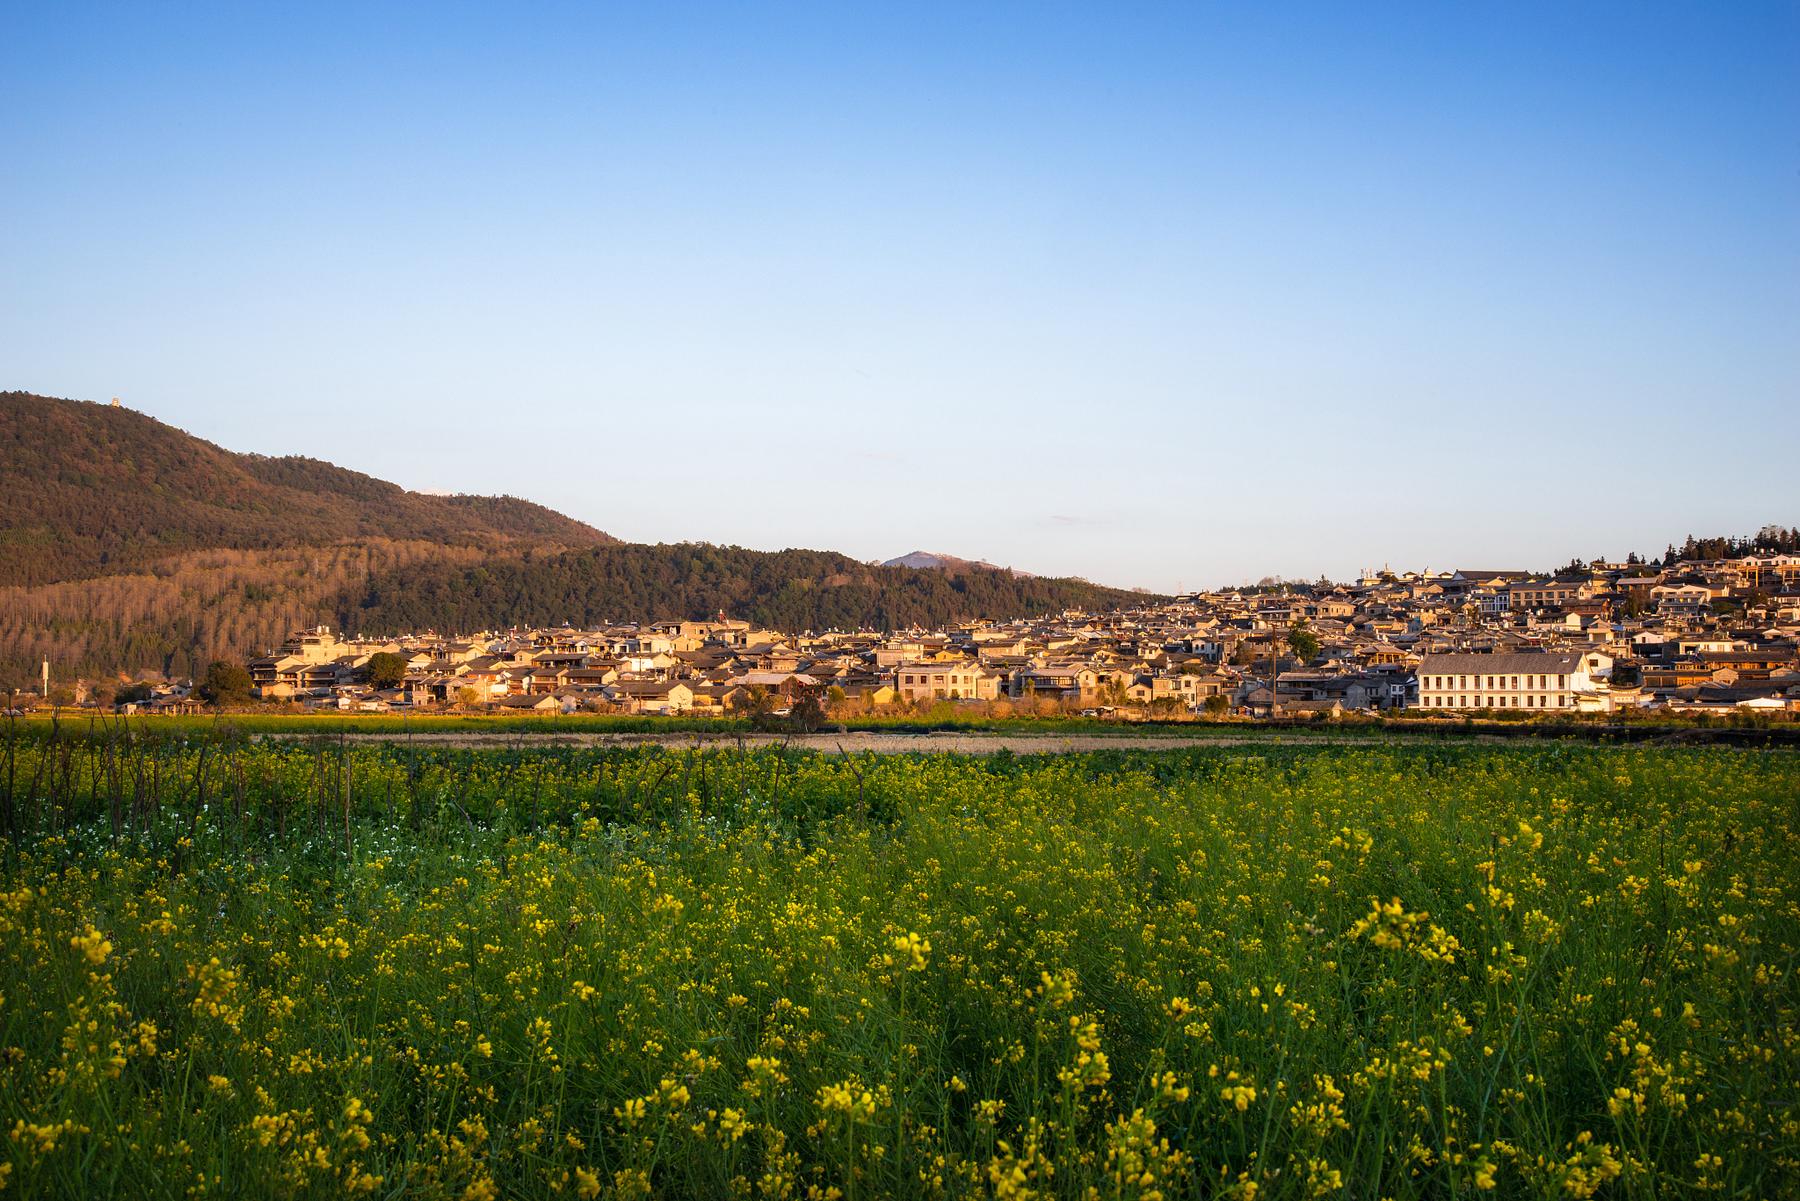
[0,739,1795,1198]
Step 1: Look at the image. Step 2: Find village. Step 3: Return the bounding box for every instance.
[78,550,1799,722]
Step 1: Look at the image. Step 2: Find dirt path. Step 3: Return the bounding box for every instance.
[252,729,1474,754]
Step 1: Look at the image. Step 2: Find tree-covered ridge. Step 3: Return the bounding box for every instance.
[1664,525,1800,564]
[0,540,489,684]
[338,543,1150,636]
[0,392,613,587]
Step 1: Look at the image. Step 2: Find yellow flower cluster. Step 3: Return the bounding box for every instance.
[68,925,111,966]
[815,1079,878,1121]
[889,930,931,972]
[187,956,244,1029]
[1347,897,1464,964]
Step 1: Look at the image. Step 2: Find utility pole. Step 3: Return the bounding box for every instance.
[1268,600,1279,721]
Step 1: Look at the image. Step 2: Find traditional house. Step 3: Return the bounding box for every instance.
[495,693,561,713]
[1010,663,1101,702]
[895,661,1000,703]
[608,681,697,715]
[1508,577,1596,612]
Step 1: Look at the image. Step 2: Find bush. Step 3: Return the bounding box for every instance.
[363,651,409,690]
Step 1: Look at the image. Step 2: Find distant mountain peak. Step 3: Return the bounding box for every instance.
[881,550,1032,577]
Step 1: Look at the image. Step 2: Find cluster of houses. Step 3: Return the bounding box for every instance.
[112,552,1800,719]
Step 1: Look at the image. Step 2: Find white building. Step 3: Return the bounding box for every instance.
[1414,651,1611,712]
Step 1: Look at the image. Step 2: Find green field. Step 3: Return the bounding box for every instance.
[1,734,1795,1198]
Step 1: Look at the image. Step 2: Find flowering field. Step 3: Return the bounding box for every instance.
[0,737,1795,1199]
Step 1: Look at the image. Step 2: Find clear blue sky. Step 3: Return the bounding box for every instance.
[4,2,1795,591]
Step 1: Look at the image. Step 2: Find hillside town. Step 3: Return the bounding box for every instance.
[74,550,1800,721]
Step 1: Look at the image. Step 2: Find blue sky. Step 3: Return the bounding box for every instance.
[4,2,1795,591]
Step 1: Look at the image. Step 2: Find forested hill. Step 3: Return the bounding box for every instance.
[0,392,614,587]
[336,544,1148,636]
[0,392,1154,683]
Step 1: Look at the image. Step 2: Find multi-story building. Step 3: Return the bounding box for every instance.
[1741,555,1800,591]
[895,661,999,703]
[1009,662,1101,702]
[1507,577,1595,612]
[248,626,383,698]
[1413,651,1610,712]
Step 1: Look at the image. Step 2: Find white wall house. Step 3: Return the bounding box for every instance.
[1413,651,1612,712]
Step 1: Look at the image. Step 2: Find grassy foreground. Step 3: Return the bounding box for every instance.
[0,741,1796,1199]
